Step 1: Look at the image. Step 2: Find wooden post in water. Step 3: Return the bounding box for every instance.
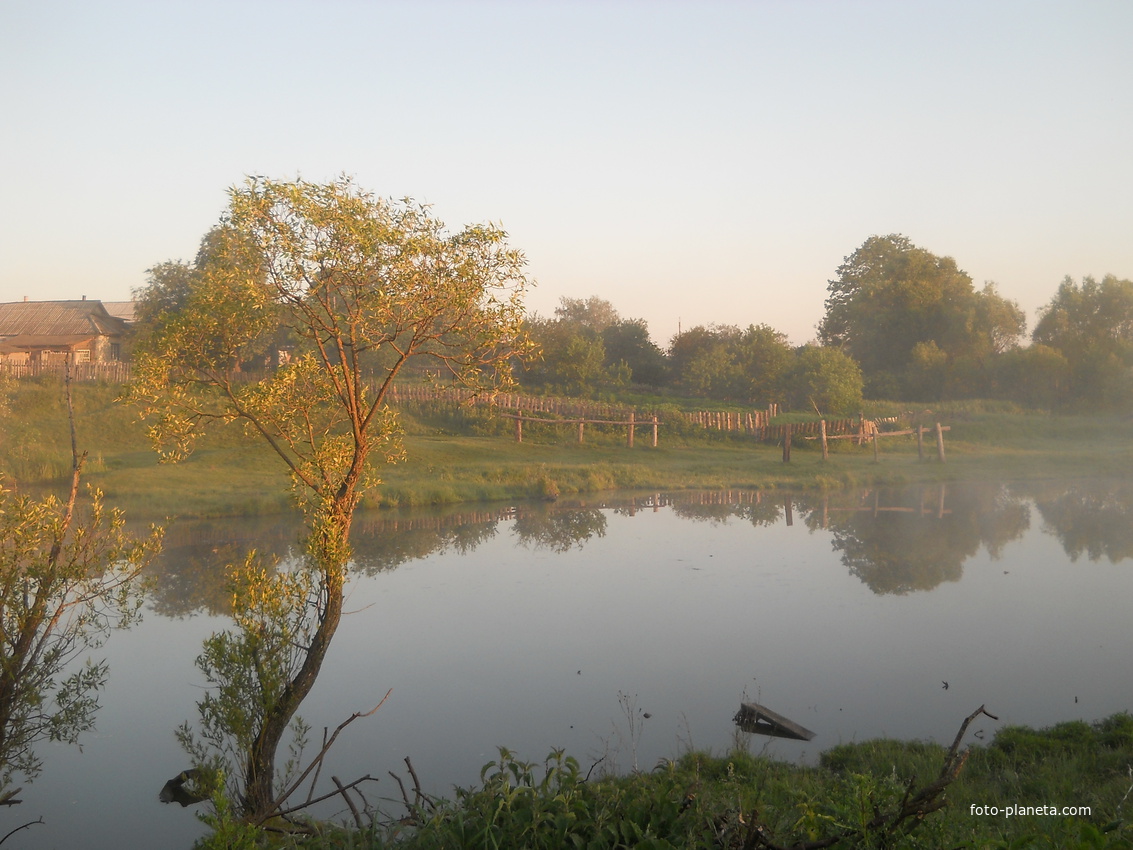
[785,495,794,526]
[782,422,792,462]
[935,422,946,463]
[651,415,658,447]
[627,411,635,448]
[516,411,523,443]
[917,425,924,462]
[820,419,829,461]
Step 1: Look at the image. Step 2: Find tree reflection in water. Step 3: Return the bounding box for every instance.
[0,482,159,807]
[1027,480,1133,563]
[145,482,1133,625]
[803,484,1031,594]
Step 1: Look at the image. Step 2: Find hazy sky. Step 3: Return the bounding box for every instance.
[2,0,1130,345]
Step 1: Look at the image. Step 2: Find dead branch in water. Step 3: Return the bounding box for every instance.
[253,690,392,827]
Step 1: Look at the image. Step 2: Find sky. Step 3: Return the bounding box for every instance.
[2,0,1131,346]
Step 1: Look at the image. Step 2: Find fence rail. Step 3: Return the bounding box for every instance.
[0,361,132,382]
[0,365,938,454]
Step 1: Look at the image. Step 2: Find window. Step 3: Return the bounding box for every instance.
[75,349,91,363]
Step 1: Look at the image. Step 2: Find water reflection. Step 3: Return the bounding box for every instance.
[1027,480,1133,563]
[0,485,158,806]
[143,481,1133,621]
[805,485,1032,594]
[513,506,607,552]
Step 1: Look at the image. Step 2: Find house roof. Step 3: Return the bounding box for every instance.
[102,301,137,324]
[0,300,129,339]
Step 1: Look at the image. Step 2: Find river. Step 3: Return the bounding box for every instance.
[12,480,1133,848]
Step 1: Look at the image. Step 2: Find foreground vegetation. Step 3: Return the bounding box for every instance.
[3,378,1132,519]
[190,712,1133,849]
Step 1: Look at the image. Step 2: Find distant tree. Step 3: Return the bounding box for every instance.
[786,345,864,414]
[667,324,731,389]
[522,317,626,396]
[1032,275,1133,408]
[678,326,743,399]
[521,297,649,395]
[669,324,791,403]
[735,324,793,403]
[991,344,1070,409]
[553,296,620,333]
[819,235,1025,399]
[601,319,668,386]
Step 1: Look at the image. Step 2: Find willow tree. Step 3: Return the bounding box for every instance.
[129,176,533,816]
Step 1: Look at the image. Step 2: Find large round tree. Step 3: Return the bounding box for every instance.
[819,234,1024,399]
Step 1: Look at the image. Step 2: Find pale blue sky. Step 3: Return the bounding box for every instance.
[2,0,1130,345]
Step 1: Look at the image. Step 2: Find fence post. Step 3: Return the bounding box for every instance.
[627,411,635,448]
[516,411,523,443]
[917,425,924,462]
[935,422,946,463]
[872,430,879,462]
[651,415,658,447]
[820,419,829,461]
[578,421,584,444]
[782,422,792,462]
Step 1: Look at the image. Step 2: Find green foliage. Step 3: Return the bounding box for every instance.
[601,319,667,387]
[521,299,637,396]
[345,716,1133,850]
[0,479,159,796]
[1033,275,1133,409]
[129,174,533,515]
[177,554,318,810]
[819,234,1026,400]
[786,345,864,414]
[668,323,793,403]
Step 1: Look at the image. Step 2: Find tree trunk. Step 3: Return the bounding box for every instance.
[242,499,353,819]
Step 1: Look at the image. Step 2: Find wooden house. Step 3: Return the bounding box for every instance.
[0,298,131,364]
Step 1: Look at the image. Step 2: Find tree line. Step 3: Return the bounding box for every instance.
[518,235,1133,412]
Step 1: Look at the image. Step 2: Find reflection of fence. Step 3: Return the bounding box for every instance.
[502,411,659,447]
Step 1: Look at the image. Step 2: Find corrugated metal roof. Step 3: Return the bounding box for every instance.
[102,301,137,323]
[0,300,129,338]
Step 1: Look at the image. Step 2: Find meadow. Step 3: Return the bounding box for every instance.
[4,377,1132,520]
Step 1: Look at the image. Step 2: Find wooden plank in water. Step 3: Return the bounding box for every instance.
[733,702,816,741]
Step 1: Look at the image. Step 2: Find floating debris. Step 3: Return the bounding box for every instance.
[733,702,815,741]
[159,768,208,807]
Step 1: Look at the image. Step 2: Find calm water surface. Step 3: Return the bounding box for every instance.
[15,480,1133,848]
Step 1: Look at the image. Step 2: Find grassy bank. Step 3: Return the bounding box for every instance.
[201,712,1133,849]
[3,378,1133,518]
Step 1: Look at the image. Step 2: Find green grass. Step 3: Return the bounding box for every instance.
[191,713,1133,849]
[3,379,1132,519]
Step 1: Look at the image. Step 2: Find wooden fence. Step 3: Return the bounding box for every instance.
[0,365,945,457]
[502,410,659,447]
[0,361,132,382]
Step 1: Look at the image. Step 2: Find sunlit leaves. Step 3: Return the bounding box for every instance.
[130,175,534,519]
[177,553,316,804]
